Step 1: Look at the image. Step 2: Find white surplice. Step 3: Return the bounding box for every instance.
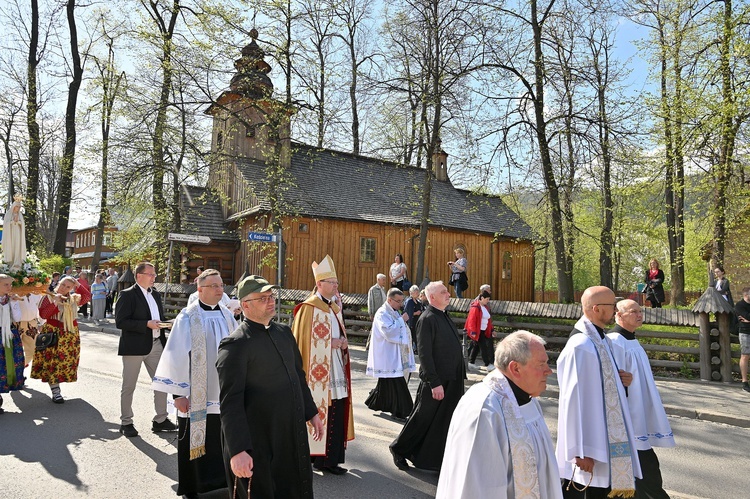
[436,371,562,499]
[607,332,675,450]
[556,317,642,489]
[366,301,416,378]
[152,304,237,416]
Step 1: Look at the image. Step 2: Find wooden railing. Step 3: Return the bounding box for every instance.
[152,285,736,379]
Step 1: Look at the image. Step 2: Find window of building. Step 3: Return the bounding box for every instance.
[298,222,309,233]
[76,235,80,248]
[102,233,112,246]
[91,233,96,246]
[360,237,376,263]
[502,251,512,280]
[217,130,224,149]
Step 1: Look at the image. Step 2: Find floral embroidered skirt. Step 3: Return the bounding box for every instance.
[30,322,80,384]
[1,324,25,393]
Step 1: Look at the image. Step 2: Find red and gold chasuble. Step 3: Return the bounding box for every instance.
[293,294,355,455]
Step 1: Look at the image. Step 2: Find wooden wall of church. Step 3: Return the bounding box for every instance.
[234,216,535,302]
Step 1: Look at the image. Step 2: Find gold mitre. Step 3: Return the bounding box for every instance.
[312,255,337,282]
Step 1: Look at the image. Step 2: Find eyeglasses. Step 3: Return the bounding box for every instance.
[391,298,404,305]
[321,280,339,285]
[594,303,617,307]
[138,273,157,277]
[200,283,224,289]
[242,294,277,304]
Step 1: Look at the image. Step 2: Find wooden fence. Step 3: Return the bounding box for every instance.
[153,285,738,380]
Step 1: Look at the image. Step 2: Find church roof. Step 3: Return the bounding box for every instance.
[233,143,535,240]
[180,185,239,242]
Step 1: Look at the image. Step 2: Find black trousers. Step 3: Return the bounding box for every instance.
[636,448,670,499]
[468,333,494,366]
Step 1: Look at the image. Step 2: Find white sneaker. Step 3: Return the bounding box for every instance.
[486,364,496,372]
[468,363,478,370]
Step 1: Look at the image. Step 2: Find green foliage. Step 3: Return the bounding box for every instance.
[38,254,73,274]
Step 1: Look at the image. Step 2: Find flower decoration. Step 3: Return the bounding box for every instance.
[0,250,52,289]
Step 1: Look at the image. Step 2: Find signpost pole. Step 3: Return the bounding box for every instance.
[277,229,282,320]
[164,240,174,308]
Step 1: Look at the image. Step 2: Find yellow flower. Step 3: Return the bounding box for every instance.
[22,277,30,284]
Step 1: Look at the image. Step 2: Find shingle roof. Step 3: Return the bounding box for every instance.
[234,143,535,240]
[180,185,239,242]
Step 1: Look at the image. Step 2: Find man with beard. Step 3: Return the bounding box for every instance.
[556,286,641,498]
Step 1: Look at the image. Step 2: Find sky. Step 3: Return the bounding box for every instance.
[60,10,654,230]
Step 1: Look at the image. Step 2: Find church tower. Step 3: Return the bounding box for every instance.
[205,29,293,215]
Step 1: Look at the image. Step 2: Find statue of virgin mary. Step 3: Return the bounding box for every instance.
[3,194,27,272]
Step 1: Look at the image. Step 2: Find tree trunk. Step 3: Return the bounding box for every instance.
[531,0,574,302]
[92,38,123,272]
[25,0,40,250]
[147,0,179,273]
[53,0,83,255]
[712,0,736,270]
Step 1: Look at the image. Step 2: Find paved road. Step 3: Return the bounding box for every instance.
[1,326,747,498]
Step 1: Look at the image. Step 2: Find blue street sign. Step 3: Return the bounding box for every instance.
[248,231,279,243]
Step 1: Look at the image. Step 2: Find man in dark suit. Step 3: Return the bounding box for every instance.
[390,280,465,471]
[115,261,176,438]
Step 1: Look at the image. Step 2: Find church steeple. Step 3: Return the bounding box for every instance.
[229,28,273,99]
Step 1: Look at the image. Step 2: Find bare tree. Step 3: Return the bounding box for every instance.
[90,29,125,271]
[53,0,88,255]
[332,0,375,154]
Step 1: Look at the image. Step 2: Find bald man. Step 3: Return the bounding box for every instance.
[556,286,641,499]
[608,300,674,499]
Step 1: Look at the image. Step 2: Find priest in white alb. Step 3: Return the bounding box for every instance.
[608,299,674,499]
[153,269,237,499]
[436,330,562,499]
[365,287,416,420]
[557,286,641,499]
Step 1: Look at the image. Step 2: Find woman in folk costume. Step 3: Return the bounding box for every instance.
[31,275,91,403]
[0,274,24,414]
[16,293,43,370]
[292,255,355,475]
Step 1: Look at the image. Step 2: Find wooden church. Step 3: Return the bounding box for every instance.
[179,29,537,300]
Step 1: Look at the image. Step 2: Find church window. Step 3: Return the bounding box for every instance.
[360,237,376,263]
[502,251,512,280]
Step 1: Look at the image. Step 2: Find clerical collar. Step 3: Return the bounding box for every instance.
[199,300,220,311]
[593,323,605,339]
[316,292,335,306]
[612,324,636,340]
[137,284,152,294]
[506,376,531,406]
[244,317,272,330]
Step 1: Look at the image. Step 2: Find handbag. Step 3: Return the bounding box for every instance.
[35,331,59,351]
[401,279,412,291]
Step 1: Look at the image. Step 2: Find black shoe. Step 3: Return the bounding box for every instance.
[322,465,348,475]
[119,424,139,438]
[182,494,199,499]
[390,447,409,471]
[152,418,177,432]
[743,381,750,393]
[52,393,65,404]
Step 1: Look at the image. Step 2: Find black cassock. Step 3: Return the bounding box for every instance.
[216,319,318,499]
[391,305,466,471]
